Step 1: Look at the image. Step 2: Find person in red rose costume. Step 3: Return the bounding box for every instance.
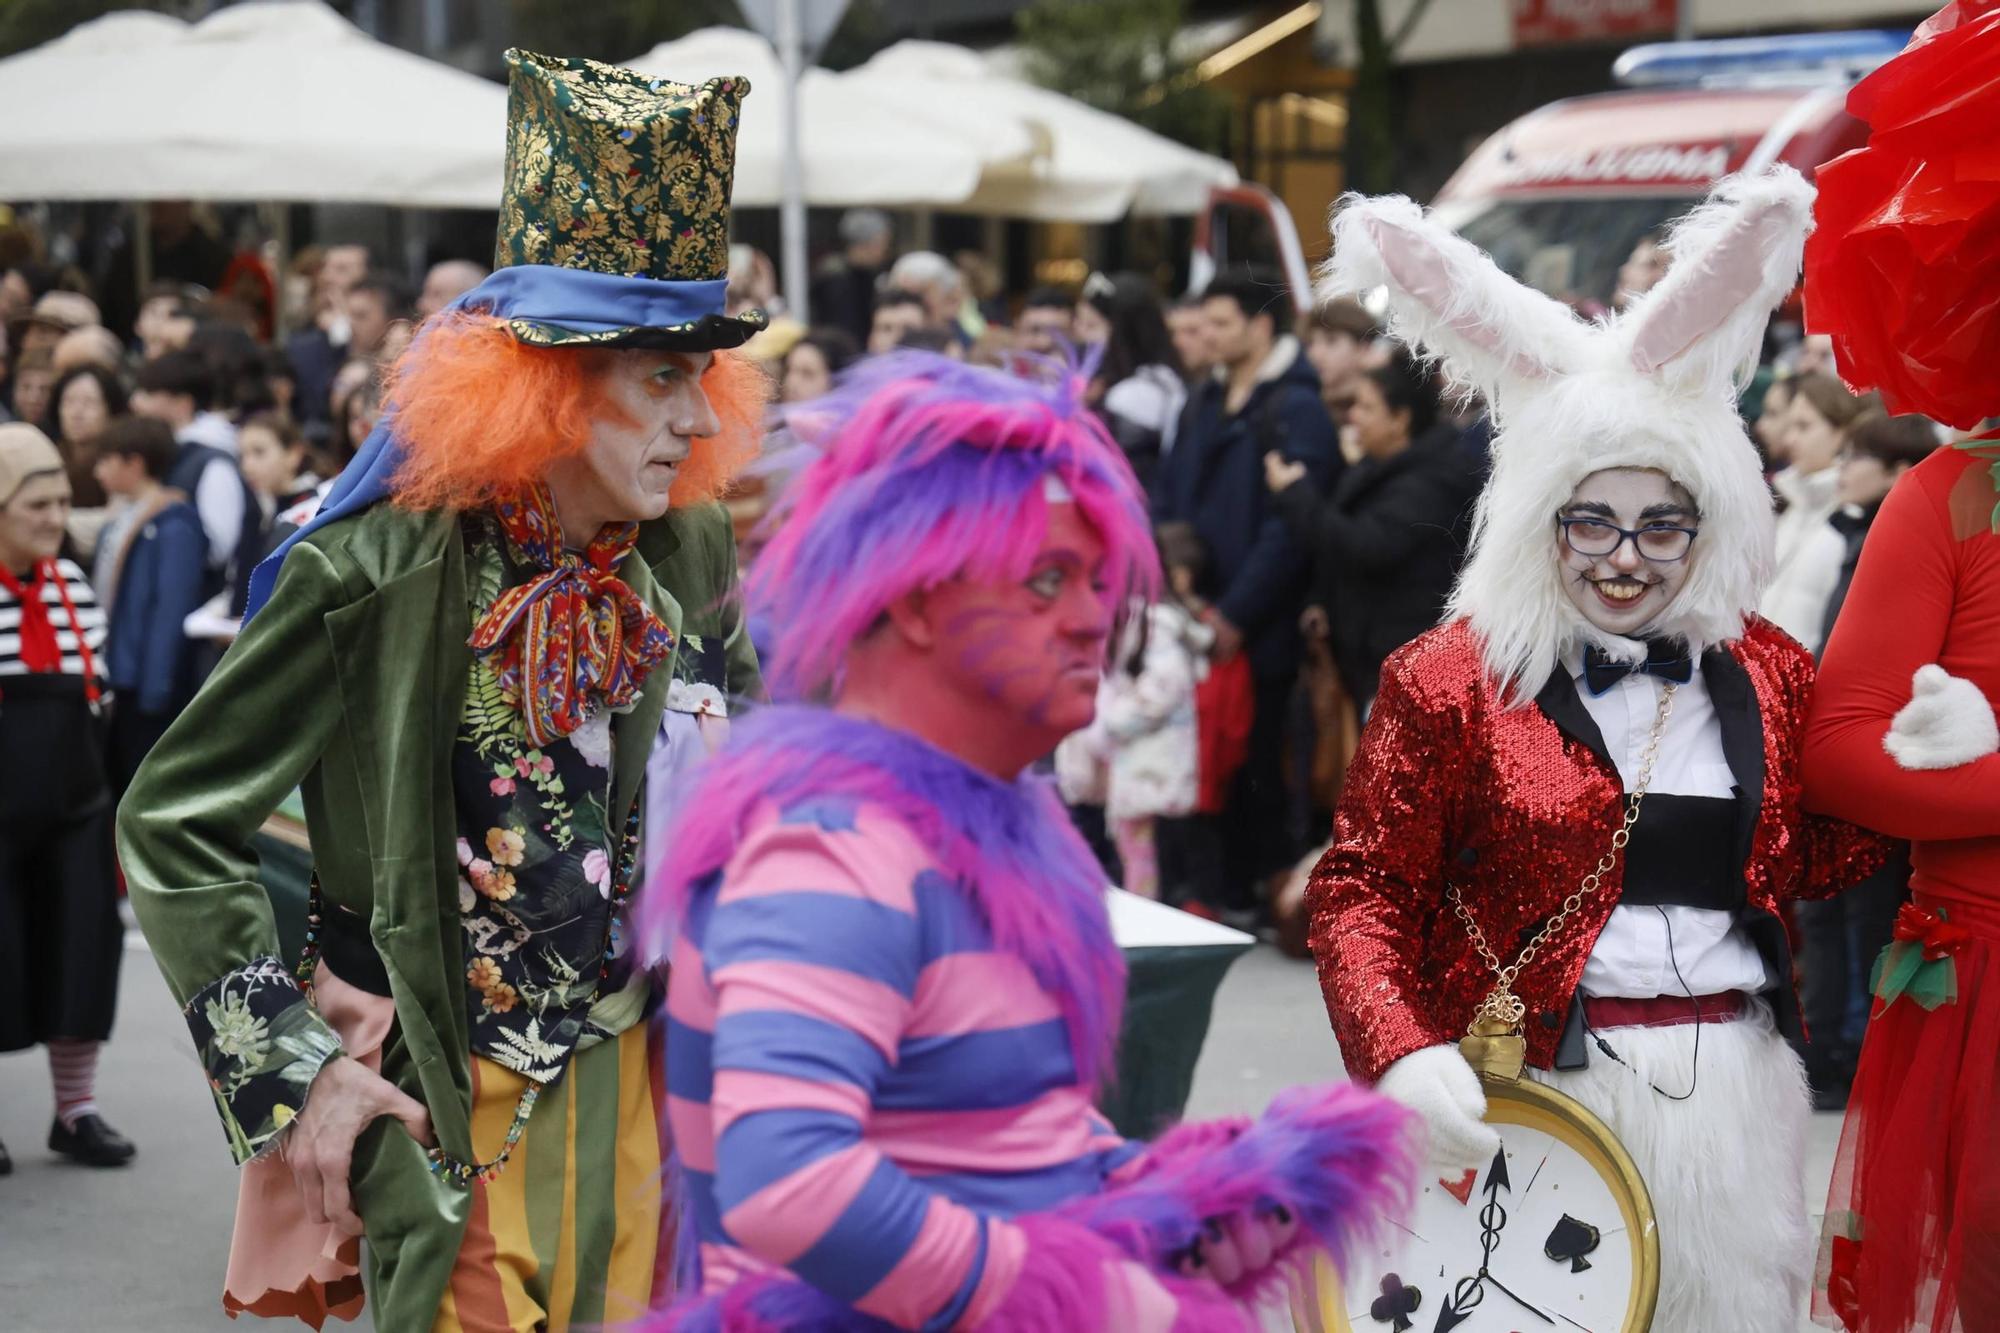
[1798,4,2000,1329]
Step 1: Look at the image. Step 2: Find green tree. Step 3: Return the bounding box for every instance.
[504,0,886,70]
[0,0,196,61]
[506,0,743,63]
[1350,0,1435,193]
[1015,0,1228,156]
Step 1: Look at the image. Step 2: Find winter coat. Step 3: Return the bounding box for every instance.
[1760,465,1844,653]
[1271,422,1480,706]
[1099,364,1186,500]
[1154,336,1340,681]
[1818,498,1883,653]
[1057,603,1210,822]
[103,494,207,717]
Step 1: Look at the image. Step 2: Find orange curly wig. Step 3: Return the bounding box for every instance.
[382,311,770,513]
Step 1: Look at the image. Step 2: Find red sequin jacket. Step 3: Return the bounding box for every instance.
[1308,616,1891,1084]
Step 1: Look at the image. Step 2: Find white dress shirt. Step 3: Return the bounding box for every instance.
[1572,654,1771,999]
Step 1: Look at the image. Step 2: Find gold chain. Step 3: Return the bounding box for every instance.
[1448,681,1677,1031]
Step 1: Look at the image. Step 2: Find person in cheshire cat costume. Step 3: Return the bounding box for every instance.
[631,351,1415,1332]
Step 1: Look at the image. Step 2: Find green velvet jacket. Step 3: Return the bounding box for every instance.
[116,499,758,1328]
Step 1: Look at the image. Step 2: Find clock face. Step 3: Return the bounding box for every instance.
[1303,1079,1657,1333]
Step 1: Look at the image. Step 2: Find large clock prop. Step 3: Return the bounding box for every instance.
[1296,1017,1662,1333]
[1302,683,1677,1330]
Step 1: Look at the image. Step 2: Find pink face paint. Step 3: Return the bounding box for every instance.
[925,503,1112,743]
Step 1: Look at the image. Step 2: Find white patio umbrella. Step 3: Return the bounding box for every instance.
[0,0,505,207]
[840,41,1239,222]
[625,28,1032,208]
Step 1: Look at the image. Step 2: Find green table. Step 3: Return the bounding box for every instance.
[1101,888,1256,1137]
[250,817,1256,1136]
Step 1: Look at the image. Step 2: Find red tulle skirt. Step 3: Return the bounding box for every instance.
[1814,891,2000,1333]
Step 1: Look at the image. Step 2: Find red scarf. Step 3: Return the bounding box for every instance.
[468,485,675,748]
[0,559,99,704]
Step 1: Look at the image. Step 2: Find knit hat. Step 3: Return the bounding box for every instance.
[12,290,100,337]
[0,423,65,505]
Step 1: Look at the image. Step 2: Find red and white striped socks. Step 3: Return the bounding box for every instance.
[47,1039,101,1130]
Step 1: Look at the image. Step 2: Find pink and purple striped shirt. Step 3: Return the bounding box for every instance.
[666,796,1138,1330]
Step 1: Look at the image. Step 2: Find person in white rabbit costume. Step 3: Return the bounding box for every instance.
[1305,166,1893,1330]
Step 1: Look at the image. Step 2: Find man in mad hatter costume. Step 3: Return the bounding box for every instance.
[118,52,767,1330]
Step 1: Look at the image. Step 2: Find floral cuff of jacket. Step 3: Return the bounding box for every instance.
[183,955,344,1164]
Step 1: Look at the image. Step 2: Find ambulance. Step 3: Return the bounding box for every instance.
[1197,30,1907,313]
[1428,30,1905,307]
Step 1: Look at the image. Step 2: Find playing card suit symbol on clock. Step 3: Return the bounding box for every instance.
[1368,1273,1422,1330]
[1438,1168,1478,1206]
[1544,1213,1601,1273]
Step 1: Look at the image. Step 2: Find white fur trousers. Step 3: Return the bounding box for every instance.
[1530,1002,1812,1333]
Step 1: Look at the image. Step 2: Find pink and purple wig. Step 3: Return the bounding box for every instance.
[747,350,1160,701]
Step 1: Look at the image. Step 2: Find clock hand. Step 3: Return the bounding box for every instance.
[1477,1145,1512,1274]
[1430,1276,1484,1333]
[1483,1268,1555,1326]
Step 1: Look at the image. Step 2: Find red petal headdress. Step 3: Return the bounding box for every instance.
[1805,2,2000,429]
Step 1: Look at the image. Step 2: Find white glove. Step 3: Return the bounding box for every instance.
[1374,1044,1501,1172]
[1885,665,1999,771]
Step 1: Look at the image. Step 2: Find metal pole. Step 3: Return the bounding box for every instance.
[134,200,154,302]
[272,203,293,340]
[1676,0,1696,41]
[777,0,810,323]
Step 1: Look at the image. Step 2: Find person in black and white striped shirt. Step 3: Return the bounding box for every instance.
[0,423,131,1171]
[0,537,105,679]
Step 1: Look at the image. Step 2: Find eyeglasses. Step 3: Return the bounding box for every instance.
[1557,516,1699,563]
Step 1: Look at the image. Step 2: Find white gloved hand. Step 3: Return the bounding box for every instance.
[1374,1044,1501,1172]
[1885,665,1999,770]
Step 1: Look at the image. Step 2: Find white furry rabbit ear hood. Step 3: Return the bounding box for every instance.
[1321,166,1812,704]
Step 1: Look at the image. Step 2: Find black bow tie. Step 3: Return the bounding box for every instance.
[1583,640,1694,696]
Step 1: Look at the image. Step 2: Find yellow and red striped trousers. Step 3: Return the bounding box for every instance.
[434,1021,670,1332]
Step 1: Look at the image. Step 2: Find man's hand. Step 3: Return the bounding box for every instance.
[1175,1206,1301,1286]
[1263,450,1308,493]
[1300,605,1330,641]
[1208,615,1245,664]
[285,1055,433,1236]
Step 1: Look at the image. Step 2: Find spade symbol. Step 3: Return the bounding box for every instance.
[1369,1273,1422,1330]
[1544,1213,1601,1273]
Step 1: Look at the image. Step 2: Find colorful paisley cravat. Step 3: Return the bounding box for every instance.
[469,484,674,747]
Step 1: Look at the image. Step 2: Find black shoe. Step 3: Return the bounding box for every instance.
[48,1114,135,1166]
[0,1137,11,1175]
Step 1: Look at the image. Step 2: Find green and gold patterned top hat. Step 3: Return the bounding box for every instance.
[485,49,768,351]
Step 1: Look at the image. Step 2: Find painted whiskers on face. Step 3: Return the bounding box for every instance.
[940,561,1112,731]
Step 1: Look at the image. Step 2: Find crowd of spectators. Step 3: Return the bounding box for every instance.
[0,203,1957,1127]
[0,220,495,791]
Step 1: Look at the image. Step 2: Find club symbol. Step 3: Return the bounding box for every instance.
[1369,1273,1422,1330]
[1544,1213,1601,1273]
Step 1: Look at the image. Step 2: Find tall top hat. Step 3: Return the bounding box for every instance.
[243,50,768,617]
[476,49,767,351]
